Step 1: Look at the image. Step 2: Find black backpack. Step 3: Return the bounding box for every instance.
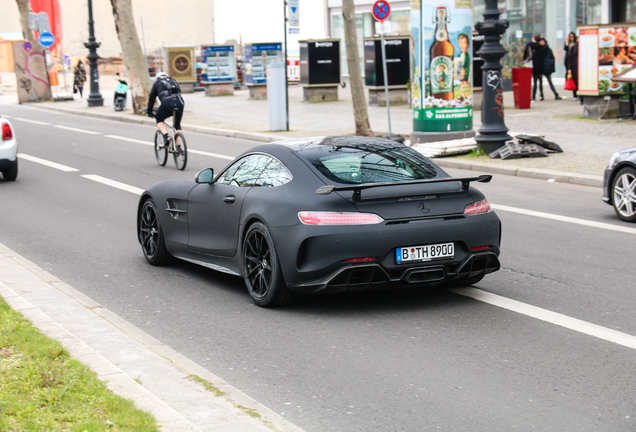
[544,49,555,75]
[161,77,180,95]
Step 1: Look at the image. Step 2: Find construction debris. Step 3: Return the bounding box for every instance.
[410,138,478,158]
[489,141,548,159]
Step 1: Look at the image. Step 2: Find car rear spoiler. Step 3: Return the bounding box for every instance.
[315,175,492,201]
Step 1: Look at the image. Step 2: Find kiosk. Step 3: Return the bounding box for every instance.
[364,36,410,107]
[201,45,237,97]
[245,43,283,100]
[299,39,341,103]
[163,46,196,93]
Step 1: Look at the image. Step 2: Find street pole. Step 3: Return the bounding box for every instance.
[85,0,103,107]
[474,0,511,154]
[140,17,151,87]
[283,0,289,131]
[380,31,392,135]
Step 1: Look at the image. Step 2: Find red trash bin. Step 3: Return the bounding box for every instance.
[512,67,533,109]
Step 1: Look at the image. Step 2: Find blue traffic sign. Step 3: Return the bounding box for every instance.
[23,41,33,51]
[372,1,391,22]
[39,32,55,47]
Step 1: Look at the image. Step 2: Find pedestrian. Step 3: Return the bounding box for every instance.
[539,38,561,99]
[564,32,579,101]
[523,34,546,101]
[73,60,87,98]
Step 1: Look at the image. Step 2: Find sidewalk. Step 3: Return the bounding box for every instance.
[0,242,303,432]
[4,75,636,186]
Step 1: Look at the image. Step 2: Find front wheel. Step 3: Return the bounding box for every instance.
[612,167,636,222]
[154,130,168,166]
[138,199,171,265]
[173,132,188,170]
[242,222,302,307]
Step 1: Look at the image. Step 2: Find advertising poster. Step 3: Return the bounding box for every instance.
[165,47,195,82]
[245,43,282,85]
[201,45,235,83]
[412,1,473,133]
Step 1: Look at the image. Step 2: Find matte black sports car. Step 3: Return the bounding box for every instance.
[137,137,501,307]
[602,146,636,222]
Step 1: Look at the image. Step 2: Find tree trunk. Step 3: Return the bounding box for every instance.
[110,0,149,114]
[342,0,373,137]
[15,0,36,46]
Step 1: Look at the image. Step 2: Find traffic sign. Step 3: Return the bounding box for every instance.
[372,1,391,22]
[288,0,299,28]
[23,41,33,52]
[39,32,55,47]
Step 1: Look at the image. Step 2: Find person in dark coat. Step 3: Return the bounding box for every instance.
[73,60,87,98]
[564,32,579,100]
[523,34,547,101]
[540,38,561,99]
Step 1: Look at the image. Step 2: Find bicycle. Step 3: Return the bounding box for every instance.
[153,108,187,170]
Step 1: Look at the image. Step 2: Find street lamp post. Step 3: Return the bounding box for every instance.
[474,0,511,154]
[85,0,103,107]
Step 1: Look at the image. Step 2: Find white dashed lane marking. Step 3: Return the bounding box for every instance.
[53,125,101,135]
[12,117,51,126]
[17,153,79,172]
[81,174,144,195]
[105,135,153,146]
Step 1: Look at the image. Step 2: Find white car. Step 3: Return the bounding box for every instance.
[0,114,17,181]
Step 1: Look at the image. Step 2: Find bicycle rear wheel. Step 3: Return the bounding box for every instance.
[154,130,168,166]
[173,132,188,170]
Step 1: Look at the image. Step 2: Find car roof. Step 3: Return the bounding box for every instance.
[271,136,408,152]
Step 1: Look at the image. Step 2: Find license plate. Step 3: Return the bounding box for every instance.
[396,242,454,263]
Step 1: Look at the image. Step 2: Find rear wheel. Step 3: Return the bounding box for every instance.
[154,130,168,166]
[1,160,18,181]
[173,132,187,170]
[437,274,484,289]
[242,222,301,307]
[612,167,636,222]
[138,199,171,265]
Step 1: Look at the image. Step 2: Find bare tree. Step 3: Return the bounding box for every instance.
[15,0,36,45]
[342,0,373,136]
[111,0,149,113]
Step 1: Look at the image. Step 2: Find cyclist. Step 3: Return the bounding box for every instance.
[147,71,184,147]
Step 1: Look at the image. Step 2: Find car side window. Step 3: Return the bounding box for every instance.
[257,158,293,187]
[216,154,272,187]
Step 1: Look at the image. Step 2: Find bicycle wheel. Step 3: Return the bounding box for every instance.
[173,132,188,170]
[154,130,168,166]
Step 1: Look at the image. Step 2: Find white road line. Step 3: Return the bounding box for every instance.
[54,125,101,135]
[13,117,51,126]
[2,115,12,118]
[105,135,153,146]
[17,153,79,172]
[491,203,636,236]
[81,175,144,195]
[452,287,636,351]
[189,149,234,160]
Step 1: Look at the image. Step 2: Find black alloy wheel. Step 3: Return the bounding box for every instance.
[154,130,168,166]
[242,222,301,307]
[138,199,171,265]
[173,132,187,170]
[612,167,636,222]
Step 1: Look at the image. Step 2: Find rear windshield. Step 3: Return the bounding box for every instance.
[298,144,438,184]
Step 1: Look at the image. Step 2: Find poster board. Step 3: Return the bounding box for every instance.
[163,46,196,83]
[299,39,341,86]
[245,43,282,85]
[578,24,636,96]
[201,45,236,83]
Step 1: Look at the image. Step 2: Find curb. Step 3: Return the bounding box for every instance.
[33,104,603,188]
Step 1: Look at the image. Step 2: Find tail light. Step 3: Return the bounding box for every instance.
[343,257,377,263]
[464,199,492,215]
[298,211,384,225]
[1,123,12,141]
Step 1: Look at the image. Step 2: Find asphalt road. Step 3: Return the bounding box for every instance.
[1,104,635,432]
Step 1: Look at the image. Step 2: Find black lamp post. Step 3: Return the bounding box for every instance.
[85,0,103,107]
[474,0,511,154]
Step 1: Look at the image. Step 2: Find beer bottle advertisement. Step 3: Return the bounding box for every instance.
[411,1,473,134]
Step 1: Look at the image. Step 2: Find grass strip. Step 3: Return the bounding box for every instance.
[0,296,159,431]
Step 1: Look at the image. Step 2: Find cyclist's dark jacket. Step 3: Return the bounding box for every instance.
[148,77,184,129]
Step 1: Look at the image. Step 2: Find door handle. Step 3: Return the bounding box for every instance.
[223,195,236,203]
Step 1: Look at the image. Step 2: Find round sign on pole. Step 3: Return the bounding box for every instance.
[39,32,55,48]
[372,0,391,22]
[23,41,33,52]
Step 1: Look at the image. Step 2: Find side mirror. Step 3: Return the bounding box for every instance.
[195,168,214,184]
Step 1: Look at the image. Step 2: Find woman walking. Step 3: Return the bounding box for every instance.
[73,60,87,98]
[540,38,561,99]
[523,34,546,101]
[564,32,579,101]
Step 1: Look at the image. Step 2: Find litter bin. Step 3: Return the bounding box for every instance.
[512,67,532,109]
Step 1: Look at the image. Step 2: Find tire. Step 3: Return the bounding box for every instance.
[611,167,636,222]
[173,132,188,171]
[437,274,484,289]
[154,130,168,166]
[242,222,302,307]
[1,159,18,181]
[138,199,171,265]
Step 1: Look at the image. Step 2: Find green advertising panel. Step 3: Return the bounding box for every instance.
[411,0,473,133]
